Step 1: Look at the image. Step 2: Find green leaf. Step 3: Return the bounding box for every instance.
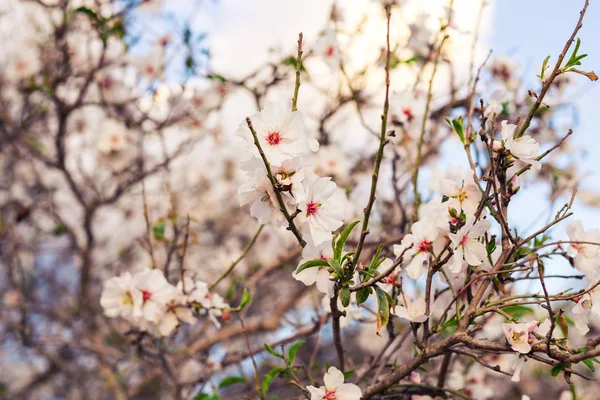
[287,340,305,363]
[356,287,372,306]
[502,305,534,319]
[235,288,252,311]
[295,259,329,275]
[74,6,100,21]
[324,361,331,370]
[369,245,385,270]
[192,394,219,400]
[374,286,390,335]
[211,74,227,83]
[53,223,66,236]
[412,344,420,357]
[264,343,284,359]
[582,358,595,372]
[486,240,497,257]
[152,220,166,240]
[218,376,248,389]
[262,367,283,396]
[282,56,307,73]
[446,116,465,144]
[339,287,351,308]
[334,221,360,261]
[551,361,568,377]
[327,258,344,280]
[343,370,355,379]
[538,55,551,81]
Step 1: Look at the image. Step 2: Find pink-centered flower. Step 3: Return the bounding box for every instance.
[307,367,362,400]
[293,242,335,298]
[448,219,491,274]
[296,173,345,245]
[394,220,439,280]
[239,100,318,167]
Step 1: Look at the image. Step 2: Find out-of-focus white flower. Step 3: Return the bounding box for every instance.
[296,173,345,245]
[566,220,600,278]
[314,27,341,71]
[500,121,541,169]
[156,283,196,336]
[389,91,426,140]
[133,269,176,323]
[100,272,141,319]
[511,355,526,382]
[502,320,538,353]
[189,281,229,328]
[394,294,428,323]
[314,145,350,183]
[131,46,163,80]
[307,367,362,400]
[97,119,128,154]
[571,287,600,335]
[321,295,361,328]
[293,241,335,297]
[137,0,164,12]
[448,218,490,274]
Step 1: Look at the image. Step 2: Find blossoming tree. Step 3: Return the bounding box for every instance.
[1,0,600,399]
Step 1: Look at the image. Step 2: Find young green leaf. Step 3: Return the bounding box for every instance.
[356,287,372,306]
[295,259,330,274]
[218,376,248,389]
[445,116,465,144]
[262,367,283,396]
[551,361,568,377]
[327,258,344,280]
[374,286,390,336]
[235,288,252,311]
[334,220,360,261]
[264,343,284,359]
[339,287,351,308]
[343,370,355,379]
[287,340,305,363]
[152,220,166,240]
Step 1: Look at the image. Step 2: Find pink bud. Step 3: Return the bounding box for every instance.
[492,139,503,152]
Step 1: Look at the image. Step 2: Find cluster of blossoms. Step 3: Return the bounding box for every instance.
[100,270,229,336]
[237,100,348,292]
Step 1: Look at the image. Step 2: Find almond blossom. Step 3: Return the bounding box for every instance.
[314,27,341,71]
[133,269,176,324]
[394,220,439,280]
[307,367,362,400]
[501,320,539,354]
[100,272,141,320]
[439,173,482,216]
[189,281,230,328]
[571,287,600,335]
[240,100,319,167]
[448,218,491,274]
[394,294,428,323]
[566,220,600,278]
[97,119,128,154]
[293,242,335,297]
[499,121,541,169]
[296,173,345,245]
